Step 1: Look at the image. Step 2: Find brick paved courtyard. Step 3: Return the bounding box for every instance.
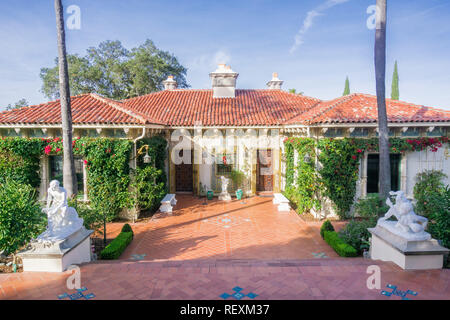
[117,195,346,261]
[0,195,449,300]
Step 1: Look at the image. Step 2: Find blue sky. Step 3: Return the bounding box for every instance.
[1,0,449,110]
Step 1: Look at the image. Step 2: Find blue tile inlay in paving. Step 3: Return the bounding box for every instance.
[312,252,328,258]
[58,287,96,300]
[220,286,258,300]
[381,284,418,300]
[131,254,147,261]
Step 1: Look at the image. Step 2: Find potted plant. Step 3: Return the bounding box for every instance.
[230,169,246,200]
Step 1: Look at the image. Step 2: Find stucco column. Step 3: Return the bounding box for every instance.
[39,156,49,201]
[82,160,88,201]
[251,148,257,195]
[400,154,407,194]
[360,152,368,198]
[168,140,176,194]
[273,147,281,193]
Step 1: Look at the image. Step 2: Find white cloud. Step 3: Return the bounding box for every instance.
[290,0,350,54]
[189,49,231,71]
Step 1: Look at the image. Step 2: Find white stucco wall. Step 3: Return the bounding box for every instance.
[405,147,450,198]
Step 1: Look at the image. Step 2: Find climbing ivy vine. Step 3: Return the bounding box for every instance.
[284,136,449,219]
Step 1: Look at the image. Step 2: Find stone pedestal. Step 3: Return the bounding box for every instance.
[218,192,231,201]
[369,223,449,270]
[19,227,93,272]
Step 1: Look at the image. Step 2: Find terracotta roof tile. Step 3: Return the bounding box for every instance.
[286,93,450,125]
[122,89,321,126]
[0,91,448,127]
[0,93,145,125]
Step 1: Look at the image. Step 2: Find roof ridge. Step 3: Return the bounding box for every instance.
[305,94,358,125]
[89,93,150,124]
[0,93,93,115]
[282,90,322,102]
[282,100,323,124]
[351,93,450,114]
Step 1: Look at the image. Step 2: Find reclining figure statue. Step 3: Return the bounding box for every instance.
[36,180,84,243]
[378,191,428,234]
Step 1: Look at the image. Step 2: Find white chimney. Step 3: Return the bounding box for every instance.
[209,64,239,98]
[266,72,283,90]
[163,75,177,90]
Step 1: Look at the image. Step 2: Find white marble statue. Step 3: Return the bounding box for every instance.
[377,191,430,239]
[36,180,84,243]
[220,175,229,193]
[218,175,231,201]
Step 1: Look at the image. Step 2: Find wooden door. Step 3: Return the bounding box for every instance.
[175,150,193,192]
[257,149,273,191]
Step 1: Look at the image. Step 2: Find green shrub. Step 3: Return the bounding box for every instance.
[320,220,335,239]
[99,231,133,260]
[338,219,376,254]
[324,231,358,257]
[354,194,388,219]
[121,223,134,237]
[0,179,46,255]
[0,138,45,187]
[131,166,166,212]
[426,186,450,248]
[413,170,447,218]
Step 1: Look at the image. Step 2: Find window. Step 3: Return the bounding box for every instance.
[401,128,419,137]
[29,129,47,138]
[216,154,234,175]
[324,128,343,137]
[350,128,369,137]
[367,154,401,194]
[49,156,85,198]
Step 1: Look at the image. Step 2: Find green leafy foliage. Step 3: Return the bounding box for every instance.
[6,98,29,111]
[0,180,46,255]
[343,76,350,96]
[413,170,447,218]
[317,138,362,218]
[354,194,389,219]
[0,138,46,187]
[413,170,449,248]
[40,39,189,100]
[338,219,376,254]
[323,231,358,257]
[99,231,133,260]
[121,223,134,236]
[82,139,134,222]
[391,61,399,100]
[283,138,321,214]
[132,166,166,212]
[426,186,450,248]
[284,137,449,219]
[320,220,335,239]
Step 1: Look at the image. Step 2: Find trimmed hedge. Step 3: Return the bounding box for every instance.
[320,220,335,239]
[121,223,134,237]
[100,231,133,260]
[323,231,358,257]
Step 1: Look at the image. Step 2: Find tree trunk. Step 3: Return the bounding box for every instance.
[54,0,77,197]
[375,0,390,200]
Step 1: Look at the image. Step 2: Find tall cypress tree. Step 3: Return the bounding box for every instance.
[391,60,399,100]
[343,76,350,96]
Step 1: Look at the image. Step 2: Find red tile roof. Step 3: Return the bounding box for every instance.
[0,91,448,127]
[286,93,450,125]
[0,93,145,125]
[122,89,320,126]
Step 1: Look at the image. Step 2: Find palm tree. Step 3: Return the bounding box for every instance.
[375,0,390,200]
[54,0,77,197]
